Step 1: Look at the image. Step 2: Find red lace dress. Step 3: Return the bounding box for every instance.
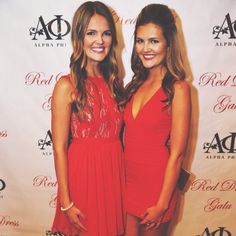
[51,75,125,236]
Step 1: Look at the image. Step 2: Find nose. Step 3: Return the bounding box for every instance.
[143,41,151,52]
[96,34,104,44]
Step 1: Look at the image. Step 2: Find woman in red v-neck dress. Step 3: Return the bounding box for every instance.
[124,4,191,236]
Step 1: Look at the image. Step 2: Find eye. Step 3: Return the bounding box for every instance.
[86,31,96,36]
[104,30,112,36]
[135,38,143,44]
[150,39,159,44]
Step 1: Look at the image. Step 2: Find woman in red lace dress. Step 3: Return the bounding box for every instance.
[124,4,191,236]
[49,2,125,236]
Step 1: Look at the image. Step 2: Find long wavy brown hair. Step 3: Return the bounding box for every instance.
[70,1,125,119]
[126,4,186,107]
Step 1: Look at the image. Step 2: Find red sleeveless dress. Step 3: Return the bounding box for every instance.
[51,75,125,236]
[124,87,178,222]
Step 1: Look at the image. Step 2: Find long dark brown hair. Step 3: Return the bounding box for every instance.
[126,4,186,107]
[70,1,124,119]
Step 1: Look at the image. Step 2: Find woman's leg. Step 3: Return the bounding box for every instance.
[125,213,140,236]
[140,222,170,236]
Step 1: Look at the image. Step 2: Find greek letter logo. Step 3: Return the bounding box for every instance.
[197,227,231,236]
[213,13,236,39]
[38,130,52,150]
[29,15,71,40]
[203,132,236,154]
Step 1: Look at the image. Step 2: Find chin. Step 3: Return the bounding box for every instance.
[142,61,163,70]
[89,54,108,62]
[142,63,155,69]
[95,57,107,62]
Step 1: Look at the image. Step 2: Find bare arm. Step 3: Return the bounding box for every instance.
[51,77,87,231]
[141,80,191,228]
[51,77,73,207]
[156,80,191,210]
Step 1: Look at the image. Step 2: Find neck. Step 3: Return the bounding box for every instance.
[86,61,102,77]
[148,65,167,82]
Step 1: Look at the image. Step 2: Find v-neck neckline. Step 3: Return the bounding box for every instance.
[131,86,162,121]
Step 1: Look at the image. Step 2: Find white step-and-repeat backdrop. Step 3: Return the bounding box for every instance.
[0,0,236,235]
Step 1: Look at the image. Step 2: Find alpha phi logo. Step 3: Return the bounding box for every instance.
[203,132,236,154]
[38,130,53,156]
[213,13,236,46]
[29,15,71,47]
[197,227,231,236]
[29,15,70,40]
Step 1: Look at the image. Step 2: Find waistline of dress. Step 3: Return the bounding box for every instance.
[70,137,121,145]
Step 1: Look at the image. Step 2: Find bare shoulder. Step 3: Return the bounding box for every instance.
[174,80,190,90]
[54,75,73,93]
[173,80,190,95]
[52,75,74,103]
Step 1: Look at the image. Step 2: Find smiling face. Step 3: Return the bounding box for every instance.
[135,23,168,70]
[83,14,112,65]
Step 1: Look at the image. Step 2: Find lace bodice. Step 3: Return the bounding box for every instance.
[70,76,122,140]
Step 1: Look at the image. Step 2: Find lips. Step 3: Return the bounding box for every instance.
[91,47,105,53]
[143,54,155,60]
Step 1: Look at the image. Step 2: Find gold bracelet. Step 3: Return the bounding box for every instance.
[60,202,74,212]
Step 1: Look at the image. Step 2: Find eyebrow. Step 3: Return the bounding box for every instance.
[86,28,111,31]
[86,29,97,31]
[136,36,158,40]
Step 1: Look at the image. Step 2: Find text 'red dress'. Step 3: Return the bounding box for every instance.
[124,87,178,222]
[51,75,125,236]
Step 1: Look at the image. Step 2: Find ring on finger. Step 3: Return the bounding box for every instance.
[146,222,154,226]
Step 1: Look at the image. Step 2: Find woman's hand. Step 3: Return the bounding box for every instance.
[140,205,166,230]
[65,205,87,232]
